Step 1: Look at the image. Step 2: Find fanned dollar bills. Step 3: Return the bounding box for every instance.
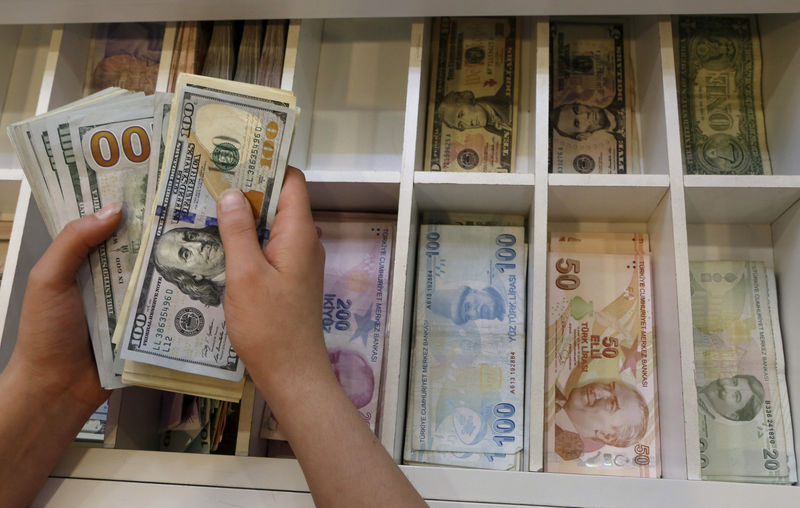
[677,16,771,175]
[7,89,163,389]
[690,261,796,483]
[549,19,639,174]
[8,72,297,399]
[424,17,519,173]
[405,224,526,470]
[116,73,298,382]
[545,232,660,477]
[262,212,396,442]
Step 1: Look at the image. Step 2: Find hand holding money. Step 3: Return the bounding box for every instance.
[216,167,327,397]
[8,204,123,408]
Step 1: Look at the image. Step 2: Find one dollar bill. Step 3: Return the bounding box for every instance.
[549,20,638,174]
[677,16,771,175]
[424,17,519,172]
[690,261,795,483]
[117,73,297,381]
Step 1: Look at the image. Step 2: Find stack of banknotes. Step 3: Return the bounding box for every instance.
[404,216,527,470]
[549,19,639,174]
[170,20,288,91]
[83,23,166,97]
[159,391,238,454]
[677,16,771,175]
[261,212,396,444]
[424,17,519,173]
[8,73,298,401]
[544,232,660,477]
[690,260,796,483]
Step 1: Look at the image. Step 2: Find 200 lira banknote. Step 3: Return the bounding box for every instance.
[690,261,795,483]
[117,73,297,381]
[424,17,519,172]
[406,224,526,467]
[545,233,659,477]
[549,20,638,174]
[677,16,771,175]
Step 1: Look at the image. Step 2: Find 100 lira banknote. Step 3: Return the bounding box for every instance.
[549,20,638,174]
[677,16,771,174]
[406,224,526,468]
[117,74,297,381]
[425,17,519,172]
[690,261,795,483]
[545,233,659,477]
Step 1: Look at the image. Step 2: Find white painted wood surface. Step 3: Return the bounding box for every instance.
[0,10,798,508]
[1,0,798,24]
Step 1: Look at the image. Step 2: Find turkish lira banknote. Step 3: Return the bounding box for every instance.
[262,213,396,440]
[677,16,771,175]
[405,224,526,469]
[84,23,165,96]
[690,261,795,483]
[425,17,519,172]
[545,232,660,477]
[117,73,297,381]
[549,20,639,174]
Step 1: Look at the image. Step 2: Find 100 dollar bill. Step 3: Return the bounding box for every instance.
[677,16,771,175]
[117,74,297,381]
[690,261,795,483]
[545,238,659,477]
[406,224,526,460]
[549,20,638,174]
[424,17,519,172]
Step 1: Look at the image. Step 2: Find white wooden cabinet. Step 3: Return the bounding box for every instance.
[1,5,800,507]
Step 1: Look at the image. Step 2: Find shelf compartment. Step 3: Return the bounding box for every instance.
[669,13,800,177]
[683,175,800,224]
[286,18,412,175]
[682,199,800,478]
[548,16,672,175]
[548,173,670,222]
[545,189,689,479]
[0,25,52,169]
[411,17,539,175]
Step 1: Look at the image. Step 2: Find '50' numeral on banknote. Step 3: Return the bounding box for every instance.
[555,257,581,290]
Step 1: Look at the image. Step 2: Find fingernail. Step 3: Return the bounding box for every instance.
[94,201,122,220]
[219,189,247,213]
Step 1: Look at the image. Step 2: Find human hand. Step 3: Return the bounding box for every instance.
[5,203,121,415]
[217,167,328,399]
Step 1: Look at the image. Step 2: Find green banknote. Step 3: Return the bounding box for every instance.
[117,74,297,382]
[677,16,771,175]
[425,17,519,172]
[549,20,638,174]
[690,261,795,483]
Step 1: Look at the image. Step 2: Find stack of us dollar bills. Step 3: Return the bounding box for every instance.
[404,215,527,470]
[8,73,298,401]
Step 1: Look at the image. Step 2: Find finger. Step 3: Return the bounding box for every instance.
[265,168,321,270]
[217,188,272,278]
[34,202,123,289]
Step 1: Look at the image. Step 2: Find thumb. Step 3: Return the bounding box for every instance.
[217,189,270,278]
[34,202,123,289]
